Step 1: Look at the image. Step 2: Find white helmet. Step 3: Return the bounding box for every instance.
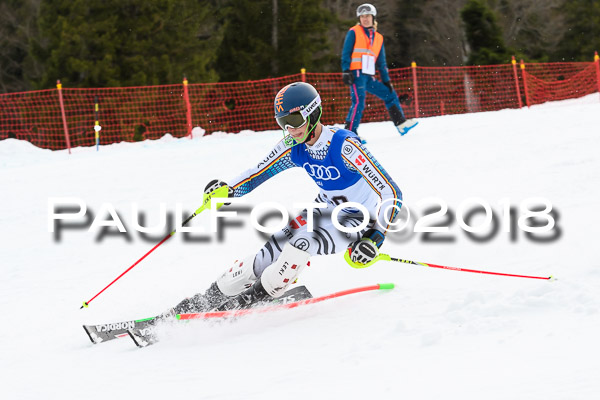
[356,3,377,18]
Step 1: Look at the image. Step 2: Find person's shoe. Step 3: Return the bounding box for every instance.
[216,279,270,311]
[396,119,419,136]
[172,282,229,314]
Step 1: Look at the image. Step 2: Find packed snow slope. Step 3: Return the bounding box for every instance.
[1,94,599,400]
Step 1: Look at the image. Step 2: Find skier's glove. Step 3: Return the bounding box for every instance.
[348,228,385,264]
[383,81,394,92]
[349,238,379,265]
[342,70,354,85]
[204,179,233,205]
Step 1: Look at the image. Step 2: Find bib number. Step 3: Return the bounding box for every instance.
[362,55,375,75]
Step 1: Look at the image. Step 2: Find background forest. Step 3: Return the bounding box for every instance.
[1,0,598,93]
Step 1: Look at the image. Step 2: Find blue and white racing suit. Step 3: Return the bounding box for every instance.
[228,126,402,277]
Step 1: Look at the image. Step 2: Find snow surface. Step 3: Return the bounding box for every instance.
[1,94,599,399]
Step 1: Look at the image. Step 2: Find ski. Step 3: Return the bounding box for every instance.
[83,285,313,345]
[127,326,158,348]
[127,283,394,348]
[83,317,156,344]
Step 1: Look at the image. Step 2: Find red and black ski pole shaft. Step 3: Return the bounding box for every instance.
[80,186,230,309]
[345,251,554,280]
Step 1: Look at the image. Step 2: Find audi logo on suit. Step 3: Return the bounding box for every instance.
[303,163,341,181]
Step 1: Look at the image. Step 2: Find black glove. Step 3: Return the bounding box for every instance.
[399,93,411,105]
[383,81,394,92]
[204,179,233,205]
[342,70,354,85]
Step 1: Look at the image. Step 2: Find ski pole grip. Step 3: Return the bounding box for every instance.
[344,251,391,269]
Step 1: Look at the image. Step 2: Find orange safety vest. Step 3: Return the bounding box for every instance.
[349,25,383,71]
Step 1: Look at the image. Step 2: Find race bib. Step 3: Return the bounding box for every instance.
[361,55,375,75]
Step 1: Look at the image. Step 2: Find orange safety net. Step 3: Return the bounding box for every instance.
[0,61,598,151]
[412,64,520,116]
[520,62,597,106]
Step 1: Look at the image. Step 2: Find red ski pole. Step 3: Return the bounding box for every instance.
[177,283,395,320]
[80,186,230,309]
[344,251,554,281]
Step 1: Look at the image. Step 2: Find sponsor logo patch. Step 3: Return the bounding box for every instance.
[94,321,135,332]
[303,163,341,181]
[293,238,310,251]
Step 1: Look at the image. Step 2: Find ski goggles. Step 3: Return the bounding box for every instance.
[275,94,321,131]
[276,112,308,131]
[357,4,376,16]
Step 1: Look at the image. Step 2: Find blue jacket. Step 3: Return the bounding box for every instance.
[341,25,391,83]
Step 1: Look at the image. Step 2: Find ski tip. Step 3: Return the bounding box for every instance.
[548,275,558,282]
[377,283,395,290]
[82,325,97,344]
[80,301,89,309]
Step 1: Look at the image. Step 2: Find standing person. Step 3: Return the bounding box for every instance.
[341,3,418,140]
[169,82,403,314]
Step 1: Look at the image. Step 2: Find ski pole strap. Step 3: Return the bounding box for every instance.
[344,250,391,269]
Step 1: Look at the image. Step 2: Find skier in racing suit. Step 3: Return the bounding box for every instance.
[171,81,403,313]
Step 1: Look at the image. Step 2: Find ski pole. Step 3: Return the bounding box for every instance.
[344,251,554,281]
[178,283,395,320]
[80,185,230,309]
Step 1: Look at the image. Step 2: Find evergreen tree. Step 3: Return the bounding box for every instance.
[388,0,426,67]
[492,0,565,63]
[554,0,600,61]
[0,0,40,93]
[28,0,220,89]
[216,0,336,82]
[215,0,272,81]
[461,0,513,65]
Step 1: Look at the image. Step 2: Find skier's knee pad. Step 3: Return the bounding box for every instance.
[260,243,311,298]
[216,254,257,297]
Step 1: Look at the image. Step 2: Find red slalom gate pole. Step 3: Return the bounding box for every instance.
[520,60,531,108]
[411,61,419,118]
[177,283,395,320]
[56,80,72,154]
[183,77,193,138]
[511,56,523,108]
[594,51,600,102]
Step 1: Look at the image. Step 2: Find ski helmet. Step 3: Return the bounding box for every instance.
[274,82,322,144]
[356,3,377,18]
